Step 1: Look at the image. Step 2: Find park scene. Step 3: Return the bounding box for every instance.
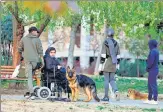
[0,1,163,112]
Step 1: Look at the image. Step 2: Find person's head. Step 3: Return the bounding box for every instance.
[28,26,40,36]
[148,39,158,50]
[49,47,56,57]
[107,28,114,38]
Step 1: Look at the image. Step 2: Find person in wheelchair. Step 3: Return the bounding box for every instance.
[42,47,71,99]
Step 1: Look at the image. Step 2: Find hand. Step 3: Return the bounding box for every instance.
[40,57,45,69]
[20,57,24,61]
[99,71,104,76]
[58,65,62,69]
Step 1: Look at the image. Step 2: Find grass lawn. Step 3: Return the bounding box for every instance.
[92,76,163,94]
[2,76,163,94]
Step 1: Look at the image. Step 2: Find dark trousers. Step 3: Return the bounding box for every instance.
[148,70,158,101]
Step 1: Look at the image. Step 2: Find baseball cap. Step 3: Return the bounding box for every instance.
[28,26,40,33]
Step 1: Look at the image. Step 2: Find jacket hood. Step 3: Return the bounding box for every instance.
[26,33,38,38]
[45,47,56,57]
[148,39,158,50]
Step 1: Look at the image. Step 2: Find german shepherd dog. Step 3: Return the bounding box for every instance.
[66,66,100,102]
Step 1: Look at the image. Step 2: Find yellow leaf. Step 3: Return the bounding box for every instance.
[23,1,45,14]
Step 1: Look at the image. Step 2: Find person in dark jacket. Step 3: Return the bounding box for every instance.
[43,47,71,98]
[43,47,67,86]
[144,39,159,105]
[44,47,61,71]
[44,47,62,84]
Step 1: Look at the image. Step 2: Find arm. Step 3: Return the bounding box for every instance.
[100,41,107,64]
[99,41,107,72]
[36,38,44,69]
[147,50,155,70]
[36,38,43,57]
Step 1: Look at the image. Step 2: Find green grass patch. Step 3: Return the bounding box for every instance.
[1,75,163,94]
[92,76,163,93]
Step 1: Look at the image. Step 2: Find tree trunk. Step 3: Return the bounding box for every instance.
[80,16,90,70]
[67,24,78,68]
[94,19,108,75]
[12,16,24,67]
[94,50,96,60]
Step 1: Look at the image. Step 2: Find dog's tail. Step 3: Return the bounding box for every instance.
[91,85,100,102]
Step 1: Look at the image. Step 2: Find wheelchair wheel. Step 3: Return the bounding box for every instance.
[33,86,40,97]
[37,87,51,100]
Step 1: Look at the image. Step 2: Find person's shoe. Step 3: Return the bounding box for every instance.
[115,91,120,101]
[101,97,109,101]
[29,93,36,100]
[143,100,151,104]
[24,92,30,99]
[148,100,158,105]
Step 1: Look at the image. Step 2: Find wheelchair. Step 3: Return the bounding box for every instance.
[33,67,71,100]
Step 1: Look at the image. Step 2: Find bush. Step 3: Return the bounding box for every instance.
[117,59,146,77]
[158,64,163,79]
[143,64,163,79]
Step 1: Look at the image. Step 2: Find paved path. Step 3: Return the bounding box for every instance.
[1,95,163,109]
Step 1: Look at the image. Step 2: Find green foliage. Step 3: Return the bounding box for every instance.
[127,38,148,58]
[117,59,146,77]
[158,64,163,79]
[1,14,13,66]
[1,14,13,41]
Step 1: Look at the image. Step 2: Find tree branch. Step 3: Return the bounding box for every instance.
[14,1,18,20]
[38,15,51,37]
[23,20,39,26]
[8,6,19,22]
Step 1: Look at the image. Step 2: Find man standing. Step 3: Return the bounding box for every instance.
[18,26,44,100]
[144,39,159,105]
[99,28,120,101]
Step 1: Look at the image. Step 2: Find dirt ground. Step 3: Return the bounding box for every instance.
[1,89,163,112]
[1,100,146,112]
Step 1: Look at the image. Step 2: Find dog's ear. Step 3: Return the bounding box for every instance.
[67,66,70,72]
[72,66,75,72]
[128,89,131,93]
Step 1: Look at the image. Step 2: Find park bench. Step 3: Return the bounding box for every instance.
[0,66,40,88]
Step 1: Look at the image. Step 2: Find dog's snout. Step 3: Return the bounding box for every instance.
[68,72,73,78]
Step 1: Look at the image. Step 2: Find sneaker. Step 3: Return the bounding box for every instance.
[148,100,158,105]
[29,93,36,100]
[143,100,151,104]
[143,100,158,105]
[24,92,30,98]
[115,91,120,101]
[101,97,109,101]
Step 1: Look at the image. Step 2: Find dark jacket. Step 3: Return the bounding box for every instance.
[44,47,60,73]
[146,40,159,72]
[43,47,66,81]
